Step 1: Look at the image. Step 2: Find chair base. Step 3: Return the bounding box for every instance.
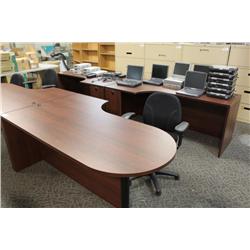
[151,171,179,195]
[130,171,179,196]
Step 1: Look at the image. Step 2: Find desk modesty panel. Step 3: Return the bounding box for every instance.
[1,84,176,207]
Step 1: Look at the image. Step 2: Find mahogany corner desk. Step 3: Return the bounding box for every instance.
[1,84,176,207]
[58,72,241,157]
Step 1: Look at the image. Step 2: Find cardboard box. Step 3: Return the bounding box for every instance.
[0,51,11,61]
[12,48,26,57]
[25,52,39,68]
[0,63,12,73]
[16,57,31,71]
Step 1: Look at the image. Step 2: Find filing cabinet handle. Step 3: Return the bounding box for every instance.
[158,54,166,57]
[244,90,250,94]
[244,107,250,111]
[126,52,132,55]
[200,49,209,52]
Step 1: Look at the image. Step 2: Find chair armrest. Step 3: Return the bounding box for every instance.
[122,112,136,119]
[41,84,56,89]
[24,80,36,85]
[175,121,189,134]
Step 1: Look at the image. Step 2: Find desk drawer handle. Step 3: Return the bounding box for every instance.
[244,90,250,94]
[248,73,250,76]
[111,91,114,95]
[126,52,132,55]
[95,87,98,91]
[244,107,250,111]
[200,49,209,52]
[158,54,166,57]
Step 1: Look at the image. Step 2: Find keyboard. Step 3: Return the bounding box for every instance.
[177,87,205,97]
[116,79,142,87]
[143,78,163,86]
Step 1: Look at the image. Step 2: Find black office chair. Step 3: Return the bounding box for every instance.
[41,69,58,88]
[122,92,189,195]
[10,73,35,89]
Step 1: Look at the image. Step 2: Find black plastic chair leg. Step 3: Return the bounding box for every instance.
[155,170,180,180]
[150,173,161,196]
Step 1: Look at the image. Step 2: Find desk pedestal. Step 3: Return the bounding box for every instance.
[118,92,241,157]
[2,119,130,208]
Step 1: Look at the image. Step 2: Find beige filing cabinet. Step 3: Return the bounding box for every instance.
[182,44,230,65]
[144,43,182,79]
[229,45,250,123]
[115,43,145,74]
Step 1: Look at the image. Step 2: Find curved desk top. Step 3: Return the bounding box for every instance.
[1,84,177,177]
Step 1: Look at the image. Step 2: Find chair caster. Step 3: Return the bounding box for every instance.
[155,190,161,196]
[174,176,180,180]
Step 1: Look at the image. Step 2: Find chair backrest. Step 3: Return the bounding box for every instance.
[42,69,58,86]
[143,92,182,132]
[10,73,25,87]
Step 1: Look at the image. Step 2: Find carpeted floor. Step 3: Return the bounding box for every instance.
[1,121,250,208]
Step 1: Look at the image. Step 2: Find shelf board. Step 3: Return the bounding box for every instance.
[101,67,115,71]
[83,60,98,64]
[82,49,98,52]
[100,43,114,46]
[100,52,115,56]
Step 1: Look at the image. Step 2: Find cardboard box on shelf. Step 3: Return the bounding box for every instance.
[24,45,36,53]
[16,57,31,71]
[12,48,26,57]
[25,52,39,69]
[0,51,11,61]
[0,63,12,73]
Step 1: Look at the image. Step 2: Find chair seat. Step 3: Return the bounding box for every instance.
[131,115,178,142]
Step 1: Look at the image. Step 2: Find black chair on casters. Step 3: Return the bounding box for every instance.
[41,69,58,89]
[122,92,189,195]
[10,73,36,89]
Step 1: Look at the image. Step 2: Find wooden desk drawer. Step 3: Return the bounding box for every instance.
[237,104,250,123]
[90,85,105,99]
[145,44,182,61]
[104,88,121,115]
[236,67,250,88]
[115,43,144,59]
[115,57,144,74]
[182,44,230,65]
[228,45,250,67]
[235,86,250,104]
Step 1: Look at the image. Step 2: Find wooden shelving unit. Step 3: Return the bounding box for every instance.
[99,43,115,71]
[72,42,115,71]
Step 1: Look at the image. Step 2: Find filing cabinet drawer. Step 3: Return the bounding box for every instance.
[237,104,250,123]
[182,44,230,65]
[236,67,250,87]
[228,45,250,67]
[235,86,250,104]
[90,85,105,99]
[115,43,144,59]
[104,88,121,115]
[115,57,144,74]
[144,59,174,78]
[145,44,182,62]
